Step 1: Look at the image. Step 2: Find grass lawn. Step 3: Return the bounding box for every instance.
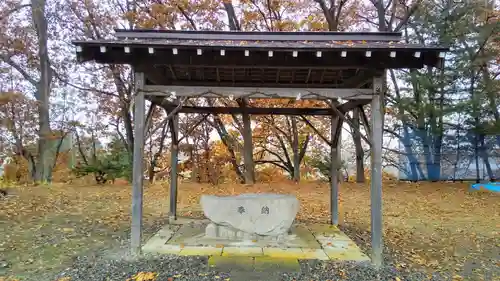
[0,180,498,280]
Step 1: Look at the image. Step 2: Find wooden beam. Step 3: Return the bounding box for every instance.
[328,102,372,146]
[330,113,342,226]
[143,85,373,99]
[156,64,370,70]
[240,99,255,184]
[76,44,442,69]
[131,72,145,255]
[341,69,379,88]
[114,29,402,42]
[161,100,369,116]
[305,69,312,83]
[352,107,365,183]
[168,107,180,223]
[168,65,177,80]
[370,76,384,267]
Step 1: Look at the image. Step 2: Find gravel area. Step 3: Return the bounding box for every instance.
[49,253,498,281]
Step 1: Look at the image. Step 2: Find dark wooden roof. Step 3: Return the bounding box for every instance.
[73,29,448,91]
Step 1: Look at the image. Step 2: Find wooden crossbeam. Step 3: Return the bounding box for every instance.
[160,100,369,116]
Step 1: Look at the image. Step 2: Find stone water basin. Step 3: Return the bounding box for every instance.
[200,193,299,237]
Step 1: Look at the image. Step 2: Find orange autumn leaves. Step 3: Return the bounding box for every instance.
[127,272,158,281]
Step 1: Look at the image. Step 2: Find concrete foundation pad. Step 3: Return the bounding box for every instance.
[324,249,370,261]
[286,224,322,249]
[142,225,178,253]
[308,224,352,241]
[208,256,254,271]
[147,244,182,255]
[156,225,178,238]
[179,246,222,256]
[263,247,330,260]
[254,256,300,272]
[307,223,343,234]
[317,239,354,249]
[301,249,330,260]
[169,217,209,225]
[263,247,304,258]
[222,246,264,256]
[143,219,371,264]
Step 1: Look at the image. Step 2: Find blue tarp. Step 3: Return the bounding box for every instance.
[471,182,500,193]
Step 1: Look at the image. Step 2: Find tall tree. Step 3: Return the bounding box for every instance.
[0,0,56,182]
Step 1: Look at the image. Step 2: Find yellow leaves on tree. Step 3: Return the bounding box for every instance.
[51,151,75,183]
[255,165,288,183]
[194,139,240,184]
[0,91,25,106]
[302,14,328,31]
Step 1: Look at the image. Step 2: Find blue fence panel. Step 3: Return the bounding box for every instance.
[397,129,500,181]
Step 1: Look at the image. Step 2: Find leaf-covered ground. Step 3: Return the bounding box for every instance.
[0,181,498,280]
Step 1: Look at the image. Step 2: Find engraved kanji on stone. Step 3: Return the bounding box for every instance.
[261,206,270,215]
[237,206,245,214]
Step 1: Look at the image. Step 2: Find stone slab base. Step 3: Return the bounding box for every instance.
[142,219,370,263]
[222,246,263,257]
[208,256,300,272]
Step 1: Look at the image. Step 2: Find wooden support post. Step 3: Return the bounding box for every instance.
[330,110,342,225]
[131,72,145,255]
[241,99,255,184]
[291,116,300,182]
[169,109,179,223]
[337,129,342,181]
[371,76,384,267]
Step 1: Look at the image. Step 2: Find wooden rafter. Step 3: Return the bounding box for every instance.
[159,99,369,116]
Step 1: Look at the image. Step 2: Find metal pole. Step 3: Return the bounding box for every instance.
[131,72,145,255]
[370,76,384,267]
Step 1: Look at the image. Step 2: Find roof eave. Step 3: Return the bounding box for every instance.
[113,28,404,42]
[72,40,449,52]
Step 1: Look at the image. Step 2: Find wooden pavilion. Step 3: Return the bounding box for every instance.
[73,29,447,266]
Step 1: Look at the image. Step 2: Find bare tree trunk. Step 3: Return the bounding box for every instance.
[148,165,155,184]
[479,134,494,180]
[32,0,53,183]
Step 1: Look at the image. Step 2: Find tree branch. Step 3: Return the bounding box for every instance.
[255,160,291,172]
[0,3,31,21]
[1,55,38,86]
[394,0,421,32]
[300,115,331,145]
